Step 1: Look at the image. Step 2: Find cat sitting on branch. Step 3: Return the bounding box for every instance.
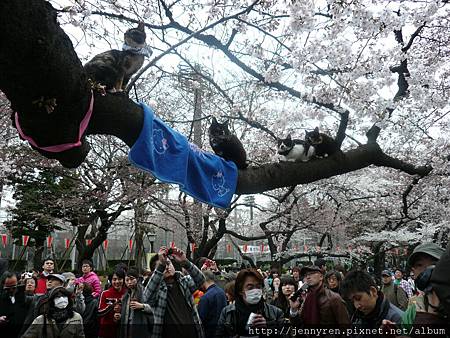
[277,127,341,162]
[84,22,152,93]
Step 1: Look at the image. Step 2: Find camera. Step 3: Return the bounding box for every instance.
[290,283,309,302]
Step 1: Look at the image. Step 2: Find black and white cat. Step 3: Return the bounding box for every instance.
[277,134,315,162]
[84,22,152,93]
[305,127,340,158]
[209,117,248,169]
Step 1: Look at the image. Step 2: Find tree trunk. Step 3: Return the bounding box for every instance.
[372,242,385,278]
[134,200,146,273]
[33,238,45,270]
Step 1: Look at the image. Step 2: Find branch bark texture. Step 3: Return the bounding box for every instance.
[0,0,432,196]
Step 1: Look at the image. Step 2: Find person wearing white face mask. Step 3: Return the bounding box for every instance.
[216,268,284,337]
[21,286,85,338]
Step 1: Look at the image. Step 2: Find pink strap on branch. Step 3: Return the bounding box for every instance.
[15,91,94,153]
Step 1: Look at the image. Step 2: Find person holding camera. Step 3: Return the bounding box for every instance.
[98,269,127,338]
[144,246,205,338]
[271,276,298,319]
[0,271,31,338]
[289,265,350,329]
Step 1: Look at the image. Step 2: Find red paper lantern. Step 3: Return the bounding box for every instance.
[65,238,70,249]
[46,236,53,248]
[226,244,232,253]
[86,239,92,246]
[22,235,30,246]
[243,244,248,253]
[1,234,7,248]
[103,239,108,250]
[129,239,133,252]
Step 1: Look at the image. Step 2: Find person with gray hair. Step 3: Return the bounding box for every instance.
[198,270,227,337]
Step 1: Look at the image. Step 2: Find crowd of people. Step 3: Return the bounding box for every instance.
[0,241,448,337]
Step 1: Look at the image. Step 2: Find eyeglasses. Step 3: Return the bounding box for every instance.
[3,285,17,289]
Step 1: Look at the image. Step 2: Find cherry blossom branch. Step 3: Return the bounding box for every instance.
[125,0,260,91]
[401,176,422,218]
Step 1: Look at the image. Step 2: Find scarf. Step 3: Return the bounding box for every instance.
[122,43,152,57]
[301,285,321,325]
[360,292,385,322]
[47,307,73,333]
[234,297,265,335]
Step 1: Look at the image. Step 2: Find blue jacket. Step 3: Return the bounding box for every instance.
[198,284,227,337]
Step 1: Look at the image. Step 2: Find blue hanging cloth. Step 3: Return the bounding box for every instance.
[128,103,238,209]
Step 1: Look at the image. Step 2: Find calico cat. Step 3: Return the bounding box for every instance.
[277,134,315,162]
[84,22,151,93]
[209,117,248,169]
[305,127,340,157]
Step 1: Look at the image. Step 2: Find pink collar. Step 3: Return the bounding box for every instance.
[15,91,94,153]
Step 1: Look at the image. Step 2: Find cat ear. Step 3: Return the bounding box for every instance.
[211,116,218,124]
[314,127,319,133]
[286,134,291,140]
[137,22,145,31]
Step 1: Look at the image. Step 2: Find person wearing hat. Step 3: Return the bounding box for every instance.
[289,264,350,328]
[407,242,445,280]
[20,273,67,336]
[21,286,85,338]
[380,270,408,311]
[400,242,448,333]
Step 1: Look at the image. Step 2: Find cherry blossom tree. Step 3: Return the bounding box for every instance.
[1,0,449,264]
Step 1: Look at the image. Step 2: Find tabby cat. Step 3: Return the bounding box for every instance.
[305,127,340,157]
[84,22,151,92]
[277,134,315,162]
[209,117,248,169]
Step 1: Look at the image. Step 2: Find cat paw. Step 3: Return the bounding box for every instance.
[88,79,107,96]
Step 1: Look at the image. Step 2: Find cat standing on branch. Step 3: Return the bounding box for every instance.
[84,22,152,93]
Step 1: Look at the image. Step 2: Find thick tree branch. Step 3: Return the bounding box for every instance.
[0,0,433,198]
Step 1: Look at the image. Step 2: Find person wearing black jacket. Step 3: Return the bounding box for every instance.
[80,283,99,338]
[271,276,298,319]
[0,271,31,338]
[341,270,403,338]
[215,268,284,337]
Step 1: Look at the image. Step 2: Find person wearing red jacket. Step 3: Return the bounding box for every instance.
[98,269,127,338]
[34,257,54,295]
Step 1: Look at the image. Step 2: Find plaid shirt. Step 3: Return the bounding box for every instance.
[143,260,205,338]
[398,279,413,298]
